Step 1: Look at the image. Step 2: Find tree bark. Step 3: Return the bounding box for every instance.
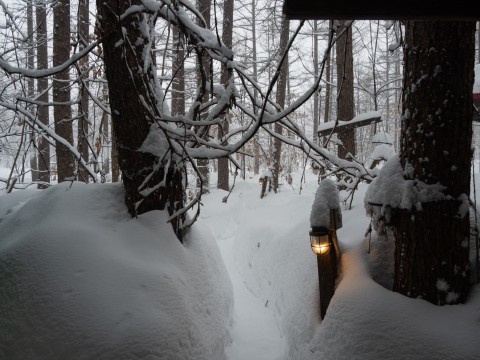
[77,0,90,183]
[171,26,185,117]
[53,0,75,182]
[272,16,289,192]
[217,0,234,191]
[335,20,355,159]
[252,0,260,175]
[324,21,332,126]
[196,0,211,193]
[27,1,38,182]
[111,120,119,182]
[97,0,184,240]
[36,0,50,189]
[392,21,476,305]
[477,21,480,63]
[313,20,319,145]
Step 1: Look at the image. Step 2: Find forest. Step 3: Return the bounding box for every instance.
[0,0,408,195]
[1,0,480,359]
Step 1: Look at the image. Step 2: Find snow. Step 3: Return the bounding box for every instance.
[371,131,393,145]
[0,182,232,359]
[370,143,396,162]
[1,169,480,359]
[139,125,170,159]
[317,110,381,133]
[310,178,341,228]
[474,63,480,94]
[365,154,448,211]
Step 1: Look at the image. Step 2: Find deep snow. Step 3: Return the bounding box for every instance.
[1,169,480,359]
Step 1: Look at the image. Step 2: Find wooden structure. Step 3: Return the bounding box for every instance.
[283,1,480,20]
[316,209,341,319]
[317,112,381,138]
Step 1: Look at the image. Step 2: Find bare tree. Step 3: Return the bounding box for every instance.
[335,20,355,159]
[35,0,50,188]
[272,15,289,192]
[323,21,333,130]
[53,0,75,181]
[312,20,320,145]
[96,0,185,239]
[251,0,260,175]
[171,25,185,117]
[196,0,212,193]
[217,0,234,191]
[1,2,382,237]
[77,0,90,182]
[26,0,37,182]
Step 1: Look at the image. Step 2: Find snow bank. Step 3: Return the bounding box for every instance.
[201,173,480,360]
[0,182,233,360]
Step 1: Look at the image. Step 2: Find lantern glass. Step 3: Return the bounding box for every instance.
[310,228,330,255]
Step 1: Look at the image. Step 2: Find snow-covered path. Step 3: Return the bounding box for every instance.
[199,182,287,360]
[217,234,286,360]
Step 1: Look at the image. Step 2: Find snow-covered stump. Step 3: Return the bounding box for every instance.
[309,179,342,319]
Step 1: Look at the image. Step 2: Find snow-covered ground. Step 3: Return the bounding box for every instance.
[1,169,480,359]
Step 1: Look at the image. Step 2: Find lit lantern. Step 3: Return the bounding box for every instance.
[309,226,331,255]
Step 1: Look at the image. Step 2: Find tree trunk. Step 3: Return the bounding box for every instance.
[392,21,476,305]
[103,114,110,175]
[272,16,289,192]
[171,25,185,117]
[196,0,211,193]
[36,0,50,189]
[324,20,333,126]
[111,120,119,182]
[97,0,184,240]
[477,21,480,63]
[77,0,89,183]
[252,0,260,175]
[335,20,355,159]
[385,24,390,131]
[217,0,234,191]
[27,1,38,182]
[313,20,319,144]
[53,0,75,182]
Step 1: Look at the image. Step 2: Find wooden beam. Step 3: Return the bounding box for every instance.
[317,111,382,137]
[283,0,480,20]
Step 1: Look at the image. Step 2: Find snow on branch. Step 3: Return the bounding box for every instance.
[317,111,382,137]
[0,42,99,78]
[0,100,97,182]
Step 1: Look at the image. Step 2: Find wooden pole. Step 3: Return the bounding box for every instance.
[317,209,340,319]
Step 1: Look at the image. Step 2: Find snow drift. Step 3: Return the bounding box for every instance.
[0,182,233,360]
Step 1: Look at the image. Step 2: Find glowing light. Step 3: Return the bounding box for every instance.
[310,227,330,255]
[311,243,330,255]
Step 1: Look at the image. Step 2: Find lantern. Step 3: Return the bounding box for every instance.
[309,226,330,255]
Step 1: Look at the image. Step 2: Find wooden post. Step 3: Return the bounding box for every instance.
[317,209,340,319]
